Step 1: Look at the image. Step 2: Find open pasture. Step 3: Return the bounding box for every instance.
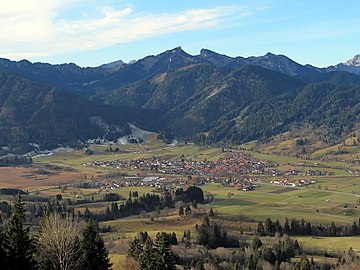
[2,139,360,257]
[293,236,360,253]
[203,182,360,224]
[101,213,203,239]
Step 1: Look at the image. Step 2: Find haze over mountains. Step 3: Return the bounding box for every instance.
[0,47,360,154]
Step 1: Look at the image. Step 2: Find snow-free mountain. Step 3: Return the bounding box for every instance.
[0,47,360,154]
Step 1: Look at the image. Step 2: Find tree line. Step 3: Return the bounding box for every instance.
[256,217,360,237]
[196,216,239,249]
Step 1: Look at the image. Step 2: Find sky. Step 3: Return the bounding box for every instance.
[0,0,359,67]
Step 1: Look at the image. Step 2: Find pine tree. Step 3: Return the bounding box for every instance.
[185,205,192,216]
[209,208,215,217]
[128,237,143,259]
[139,239,155,270]
[153,232,177,270]
[178,206,184,216]
[284,218,290,235]
[81,221,112,270]
[251,236,262,250]
[257,221,265,236]
[4,195,34,270]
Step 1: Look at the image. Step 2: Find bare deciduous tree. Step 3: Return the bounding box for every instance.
[35,213,83,270]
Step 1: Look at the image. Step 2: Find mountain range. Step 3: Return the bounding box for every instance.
[0,47,360,154]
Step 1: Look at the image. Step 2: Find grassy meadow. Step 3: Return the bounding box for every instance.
[1,136,359,264]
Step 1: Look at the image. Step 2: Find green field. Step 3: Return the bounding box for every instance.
[203,183,360,224]
[32,140,360,226]
[10,138,356,255]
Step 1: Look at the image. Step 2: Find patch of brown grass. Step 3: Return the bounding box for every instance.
[0,166,85,189]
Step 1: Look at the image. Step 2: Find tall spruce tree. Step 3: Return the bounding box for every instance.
[4,195,34,270]
[81,221,112,270]
[153,232,177,270]
[139,239,155,270]
[128,237,143,259]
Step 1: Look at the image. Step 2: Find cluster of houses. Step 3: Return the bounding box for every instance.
[77,174,213,191]
[305,169,332,176]
[276,169,332,177]
[222,177,260,191]
[78,180,121,190]
[270,179,317,187]
[81,151,332,192]
[84,151,277,178]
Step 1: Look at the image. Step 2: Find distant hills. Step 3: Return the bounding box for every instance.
[0,47,360,154]
[0,72,129,153]
[2,47,360,96]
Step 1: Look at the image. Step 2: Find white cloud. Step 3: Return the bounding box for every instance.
[0,1,235,60]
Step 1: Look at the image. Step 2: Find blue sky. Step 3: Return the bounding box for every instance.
[1,0,359,67]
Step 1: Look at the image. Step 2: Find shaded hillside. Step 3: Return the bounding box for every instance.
[101,64,304,136]
[163,65,304,136]
[209,83,360,145]
[0,72,130,153]
[97,64,228,131]
[100,62,360,148]
[0,58,112,96]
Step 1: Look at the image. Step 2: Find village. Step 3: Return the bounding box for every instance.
[78,174,260,193]
[80,151,325,191]
[84,151,278,177]
[79,151,280,192]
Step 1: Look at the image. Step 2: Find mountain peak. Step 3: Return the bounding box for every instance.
[200,48,217,56]
[344,54,360,67]
[165,46,184,54]
[100,60,125,69]
[199,48,234,66]
[265,52,275,56]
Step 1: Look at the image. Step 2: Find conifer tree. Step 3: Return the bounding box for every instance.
[257,221,266,236]
[139,239,155,270]
[4,195,34,270]
[153,232,177,270]
[128,237,143,259]
[178,206,184,216]
[209,208,215,217]
[81,221,112,270]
